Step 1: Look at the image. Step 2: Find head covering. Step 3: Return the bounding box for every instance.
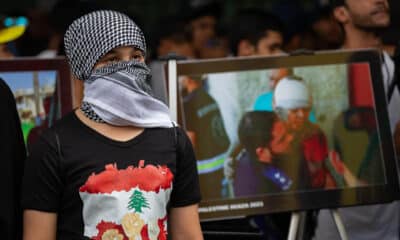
[274,77,310,109]
[64,10,172,128]
[0,16,28,44]
[64,10,146,80]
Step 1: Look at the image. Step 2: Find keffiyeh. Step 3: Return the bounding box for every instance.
[64,10,172,128]
[82,60,173,128]
[64,10,146,81]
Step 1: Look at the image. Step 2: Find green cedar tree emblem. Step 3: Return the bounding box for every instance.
[128,190,150,213]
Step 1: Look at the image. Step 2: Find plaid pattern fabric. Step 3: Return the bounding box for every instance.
[64,10,146,81]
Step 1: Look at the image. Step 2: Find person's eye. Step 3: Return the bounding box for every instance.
[131,52,144,61]
[109,57,119,62]
[101,56,119,63]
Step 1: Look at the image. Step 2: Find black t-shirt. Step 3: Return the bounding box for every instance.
[22,112,201,240]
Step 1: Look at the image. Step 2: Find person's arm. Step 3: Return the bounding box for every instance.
[186,130,196,147]
[169,127,202,239]
[169,204,203,240]
[23,210,57,240]
[21,129,64,240]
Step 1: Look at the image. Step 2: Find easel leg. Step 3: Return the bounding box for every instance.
[331,209,348,240]
[288,212,301,240]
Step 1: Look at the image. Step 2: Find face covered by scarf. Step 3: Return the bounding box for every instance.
[64,10,173,128]
[82,60,173,127]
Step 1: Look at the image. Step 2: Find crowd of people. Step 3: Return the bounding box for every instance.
[1,0,400,239]
[0,0,345,60]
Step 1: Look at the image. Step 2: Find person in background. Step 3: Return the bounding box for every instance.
[314,0,400,239]
[184,1,224,59]
[37,0,99,58]
[152,16,195,60]
[147,16,196,105]
[308,6,343,50]
[0,15,28,58]
[229,8,285,57]
[283,5,343,52]
[22,10,203,240]
[14,9,51,56]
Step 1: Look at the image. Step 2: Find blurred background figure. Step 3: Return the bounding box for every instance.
[148,16,196,104]
[0,15,28,58]
[151,15,195,60]
[14,0,98,58]
[280,2,343,52]
[229,8,284,57]
[307,5,343,50]
[37,0,99,57]
[314,0,400,239]
[185,1,229,59]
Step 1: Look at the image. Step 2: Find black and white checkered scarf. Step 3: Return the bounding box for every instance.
[82,60,173,127]
[64,10,172,127]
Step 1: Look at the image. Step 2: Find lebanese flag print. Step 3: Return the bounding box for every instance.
[79,160,174,240]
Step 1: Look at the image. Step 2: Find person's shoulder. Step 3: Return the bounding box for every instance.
[169,125,191,145]
[42,111,81,140]
[174,125,191,139]
[51,111,79,129]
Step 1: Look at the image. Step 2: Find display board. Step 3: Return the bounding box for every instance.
[169,49,400,220]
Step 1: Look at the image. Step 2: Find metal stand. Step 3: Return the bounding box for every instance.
[167,59,177,122]
[331,209,348,240]
[287,212,301,240]
[287,209,348,240]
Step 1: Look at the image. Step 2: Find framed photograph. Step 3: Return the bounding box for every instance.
[168,49,400,220]
[0,57,72,146]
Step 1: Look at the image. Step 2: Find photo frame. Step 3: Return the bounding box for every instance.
[0,57,72,146]
[168,49,400,220]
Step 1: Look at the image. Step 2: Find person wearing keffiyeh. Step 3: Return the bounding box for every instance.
[22,10,203,240]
